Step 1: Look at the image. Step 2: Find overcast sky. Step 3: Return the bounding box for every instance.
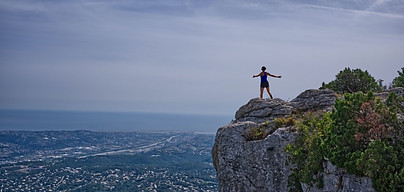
[1,0,403,116]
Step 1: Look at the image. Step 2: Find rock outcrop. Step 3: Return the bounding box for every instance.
[375,87,403,101]
[212,89,377,192]
[301,159,374,192]
[290,89,336,112]
[212,122,294,192]
[235,98,293,123]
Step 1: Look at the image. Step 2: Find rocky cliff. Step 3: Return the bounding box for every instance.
[211,89,393,192]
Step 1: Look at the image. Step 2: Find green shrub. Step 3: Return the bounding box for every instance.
[392,67,404,88]
[321,68,380,93]
[245,121,272,141]
[245,127,265,141]
[325,92,403,191]
[286,91,404,192]
[274,116,296,128]
[387,92,404,113]
[285,112,330,190]
[356,139,404,192]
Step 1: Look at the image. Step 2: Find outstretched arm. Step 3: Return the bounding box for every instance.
[268,73,281,78]
[253,72,264,78]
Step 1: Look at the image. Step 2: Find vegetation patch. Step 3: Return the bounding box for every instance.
[286,92,404,192]
[274,116,297,129]
[245,121,272,141]
[392,67,404,88]
[285,112,330,191]
[321,67,381,93]
[386,91,404,113]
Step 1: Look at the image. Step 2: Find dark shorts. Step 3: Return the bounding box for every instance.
[260,81,269,88]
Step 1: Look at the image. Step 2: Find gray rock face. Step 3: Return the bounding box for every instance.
[291,89,336,111]
[235,98,293,123]
[212,121,294,192]
[213,89,375,192]
[301,160,375,192]
[375,87,403,101]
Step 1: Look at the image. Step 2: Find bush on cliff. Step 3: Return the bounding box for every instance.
[285,112,330,191]
[392,67,404,88]
[321,68,380,93]
[387,91,404,113]
[274,116,297,129]
[245,121,272,141]
[286,91,404,192]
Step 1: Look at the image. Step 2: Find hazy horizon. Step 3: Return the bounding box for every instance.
[0,109,231,133]
[1,0,403,116]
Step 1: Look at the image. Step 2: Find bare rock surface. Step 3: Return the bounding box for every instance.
[375,87,403,101]
[291,89,336,111]
[301,160,375,192]
[235,98,293,123]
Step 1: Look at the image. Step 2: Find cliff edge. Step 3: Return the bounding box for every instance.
[212,89,389,192]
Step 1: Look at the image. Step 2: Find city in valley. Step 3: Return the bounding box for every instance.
[0,131,217,191]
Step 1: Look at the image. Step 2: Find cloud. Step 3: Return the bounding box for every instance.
[302,4,404,19]
[369,0,392,9]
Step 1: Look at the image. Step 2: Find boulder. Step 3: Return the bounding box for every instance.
[235,98,293,123]
[290,89,336,111]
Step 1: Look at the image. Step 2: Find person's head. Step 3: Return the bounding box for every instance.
[261,66,266,72]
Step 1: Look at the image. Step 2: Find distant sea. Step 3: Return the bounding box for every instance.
[0,110,232,134]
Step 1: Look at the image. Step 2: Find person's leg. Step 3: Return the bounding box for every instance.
[260,87,264,99]
[266,87,273,99]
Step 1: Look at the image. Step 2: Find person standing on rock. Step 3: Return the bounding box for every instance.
[253,66,281,99]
